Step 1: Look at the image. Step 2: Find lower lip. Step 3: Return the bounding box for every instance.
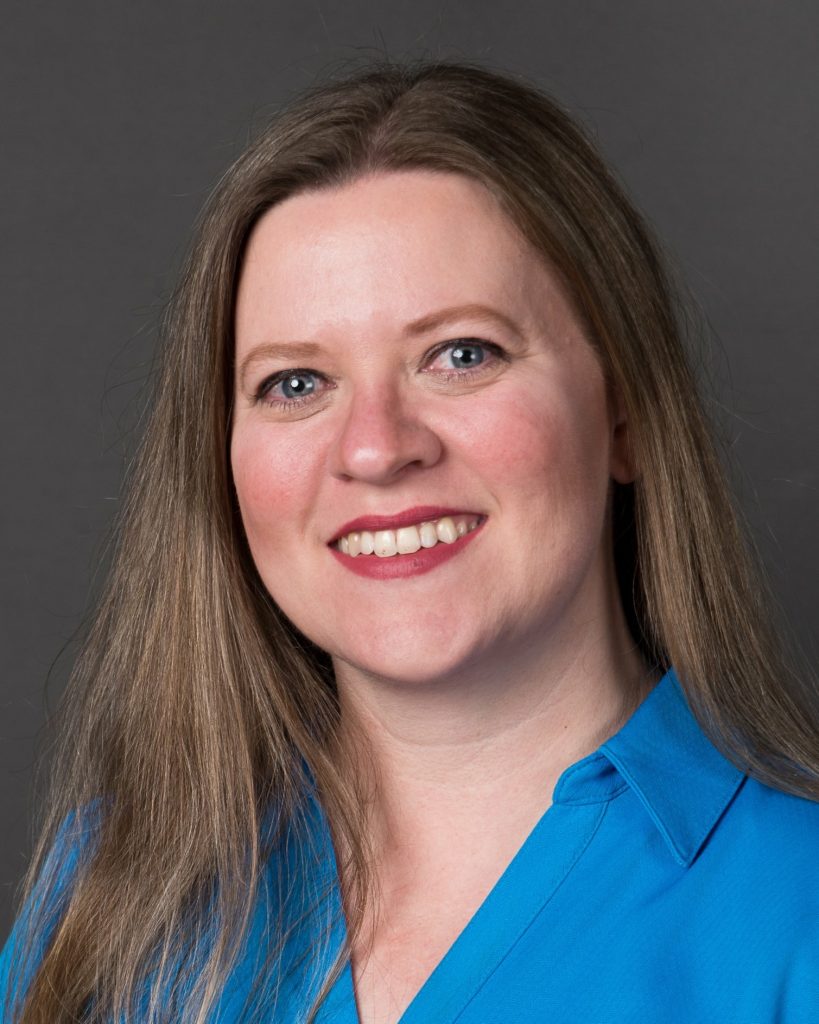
[328,518,487,579]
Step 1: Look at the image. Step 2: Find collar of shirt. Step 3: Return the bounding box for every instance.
[552,666,747,868]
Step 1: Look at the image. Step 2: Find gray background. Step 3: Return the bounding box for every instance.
[1,1,817,938]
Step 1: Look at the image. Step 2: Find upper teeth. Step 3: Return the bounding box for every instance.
[336,514,483,557]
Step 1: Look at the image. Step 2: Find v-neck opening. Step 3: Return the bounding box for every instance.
[316,793,611,1023]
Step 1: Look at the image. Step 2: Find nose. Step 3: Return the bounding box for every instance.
[327,379,443,484]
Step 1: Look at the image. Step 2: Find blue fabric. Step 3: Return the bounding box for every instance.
[3,666,819,1022]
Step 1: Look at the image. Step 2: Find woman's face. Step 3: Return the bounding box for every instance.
[231,170,634,689]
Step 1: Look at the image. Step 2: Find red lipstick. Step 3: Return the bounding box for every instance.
[328,512,488,580]
[328,506,480,546]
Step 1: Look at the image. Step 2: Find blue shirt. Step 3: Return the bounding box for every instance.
[3,666,819,1022]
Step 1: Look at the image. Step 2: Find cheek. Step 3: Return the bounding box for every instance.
[464,375,610,510]
[230,424,315,547]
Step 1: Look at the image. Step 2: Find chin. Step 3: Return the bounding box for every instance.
[333,646,475,690]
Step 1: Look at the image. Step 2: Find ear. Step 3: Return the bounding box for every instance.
[609,385,638,485]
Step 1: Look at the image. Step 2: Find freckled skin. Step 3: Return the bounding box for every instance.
[230,169,635,693]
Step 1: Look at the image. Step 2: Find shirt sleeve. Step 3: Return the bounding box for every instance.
[0,805,100,1022]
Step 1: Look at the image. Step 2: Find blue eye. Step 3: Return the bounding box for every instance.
[426,338,507,383]
[253,338,505,411]
[275,372,317,401]
[439,341,488,372]
[255,369,322,409]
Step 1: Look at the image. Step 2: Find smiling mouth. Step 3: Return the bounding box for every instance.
[334,514,487,557]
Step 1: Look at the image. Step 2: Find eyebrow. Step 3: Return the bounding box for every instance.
[237,302,521,387]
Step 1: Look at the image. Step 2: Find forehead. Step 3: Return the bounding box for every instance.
[234,170,558,346]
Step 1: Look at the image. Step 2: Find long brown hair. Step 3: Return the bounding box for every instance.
[8,56,818,1024]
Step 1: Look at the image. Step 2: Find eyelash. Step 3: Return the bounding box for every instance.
[252,339,507,411]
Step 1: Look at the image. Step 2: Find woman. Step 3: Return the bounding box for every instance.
[2,57,818,1024]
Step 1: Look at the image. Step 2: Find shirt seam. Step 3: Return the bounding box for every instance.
[451,798,611,1024]
[553,752,628,806]
[556,781,630,806]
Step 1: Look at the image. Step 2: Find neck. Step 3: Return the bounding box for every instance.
[332,554,659,877]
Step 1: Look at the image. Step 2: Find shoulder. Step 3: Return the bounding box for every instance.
[712,775,819,930]
[731,774,819,852]
[736,780,819,1013]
